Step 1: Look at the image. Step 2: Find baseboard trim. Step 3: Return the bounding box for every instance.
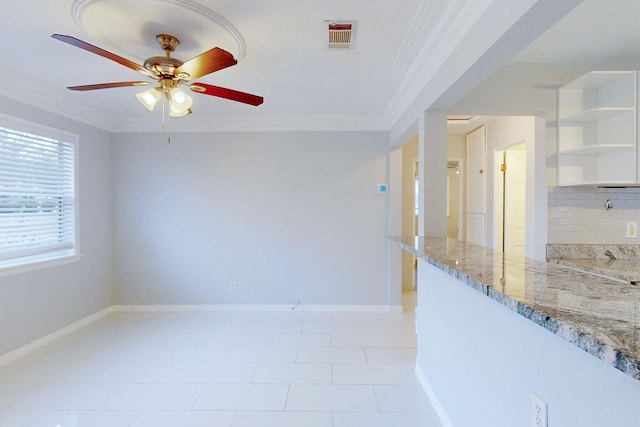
[113,304,402,313]
[415,364,455,427]
[0,306,114,368]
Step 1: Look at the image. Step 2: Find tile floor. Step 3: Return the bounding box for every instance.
[0,304,441,427]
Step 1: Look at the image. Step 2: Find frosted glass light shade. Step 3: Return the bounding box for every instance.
[169,106,192,117]
[135,87,162,111]
[170,88,193,109]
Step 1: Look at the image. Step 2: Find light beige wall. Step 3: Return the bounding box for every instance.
[402,136,418,291]
[447,167,459,238]
[447,134,466,158]
[448,134,466,240]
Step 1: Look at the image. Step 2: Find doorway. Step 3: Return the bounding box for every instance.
[494,143,526,256]
[447,159,463,240]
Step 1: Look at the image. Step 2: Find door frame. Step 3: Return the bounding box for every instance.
[493,140,526,253]
[448,157,464,241]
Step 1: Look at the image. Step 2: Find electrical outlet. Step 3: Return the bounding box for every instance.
[532,393,548,427]
[626,222,638,239]
[230,282,237,293]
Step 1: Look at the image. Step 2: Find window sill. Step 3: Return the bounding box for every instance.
[0,252,84,278]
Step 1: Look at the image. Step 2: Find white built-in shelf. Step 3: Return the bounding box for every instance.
[557,70,638,186]
[558,107,635,123]
[558,144,635,155]
[560,71,636,90]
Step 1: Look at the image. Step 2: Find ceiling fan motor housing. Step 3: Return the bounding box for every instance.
[144,56,185,78]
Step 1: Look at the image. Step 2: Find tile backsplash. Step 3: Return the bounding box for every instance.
[548,186,640,244]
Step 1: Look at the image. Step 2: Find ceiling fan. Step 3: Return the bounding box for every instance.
[51,33,263,117]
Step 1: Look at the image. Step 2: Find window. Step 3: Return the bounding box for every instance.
[0,114,78,272]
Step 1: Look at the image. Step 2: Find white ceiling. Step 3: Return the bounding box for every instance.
[451,0,640,121]
[3,0,639,134]
[1,0,490,132]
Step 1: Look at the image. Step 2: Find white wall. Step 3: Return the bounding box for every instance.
[483,116,547,259]
[0,97,114,356]
[417,261,640,427]
[112,130,390,306]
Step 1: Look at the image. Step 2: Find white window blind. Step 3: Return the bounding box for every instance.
[0,121,76,264]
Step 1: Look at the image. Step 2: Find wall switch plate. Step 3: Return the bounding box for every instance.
[626,222,638,239]
[532,393,548,427]
[230,282,237,293]
[376,184,388,194]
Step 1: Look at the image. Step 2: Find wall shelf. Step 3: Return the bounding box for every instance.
[557,71,638,186]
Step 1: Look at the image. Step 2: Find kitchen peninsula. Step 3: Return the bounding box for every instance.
[392,236,640,427]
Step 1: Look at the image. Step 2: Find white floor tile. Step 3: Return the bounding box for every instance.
[296,347,367,364]
[192,384,289,410]
[0,311,441,426]
[95,363,181,383]
[201,334,270,347]
[331,333,395,348]
[286,384,379,411]
[251,363,331,384]
[152,346,230,363]
[29,410,140,427]
[11,384,121,410]
[232,411,332,427]
[333,411,443,427]
[100,383,204,410]
[332,364,416,385]
[267,333,330,347]
[365,348,416,364]
[302,321,360,334]
[171,363,257,383]
[392,334,417,348]
[374,384,437,412]
[130,410,235,427]
[0,410,43,427]
[0,363,107,384]
[246,320,303,333]
[358,322,416,334]
[225,346,297,363]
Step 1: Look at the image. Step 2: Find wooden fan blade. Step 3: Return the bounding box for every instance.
[176,48,237,80]
[190,83,263,106]
[52,34,154,77]
[67,81,153,91]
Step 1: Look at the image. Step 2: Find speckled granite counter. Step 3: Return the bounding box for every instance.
[391,236,640,380]
[547,243,640,285]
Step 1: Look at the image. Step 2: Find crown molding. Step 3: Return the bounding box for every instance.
[381,0,494,127]
[0,75,115,131]
[111,113,389,133]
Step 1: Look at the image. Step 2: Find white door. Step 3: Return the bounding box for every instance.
[504,148,526,256]
[466,126,486,245]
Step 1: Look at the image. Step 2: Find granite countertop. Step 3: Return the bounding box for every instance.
[547,244,640,285]
[391,236,640,380]
[551,258,640,284]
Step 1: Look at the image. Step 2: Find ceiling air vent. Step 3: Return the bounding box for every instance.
[326,21,356,49]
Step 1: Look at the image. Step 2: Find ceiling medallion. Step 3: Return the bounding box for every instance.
[69,0,246,61]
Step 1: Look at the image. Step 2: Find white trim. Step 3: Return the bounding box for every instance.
[0,306,114,368]
[113,304,401,313]
[0,253,83,278]
[415,364,455,427]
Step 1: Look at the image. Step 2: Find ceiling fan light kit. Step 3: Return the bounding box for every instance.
[51,32,263,119]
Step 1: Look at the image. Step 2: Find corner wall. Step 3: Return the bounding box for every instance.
[417,260,640,427]
[0,97,114,356]
[112,130,391,306]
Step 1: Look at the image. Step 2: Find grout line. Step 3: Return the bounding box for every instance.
[283,383,291,411]
[187,383,208,410]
